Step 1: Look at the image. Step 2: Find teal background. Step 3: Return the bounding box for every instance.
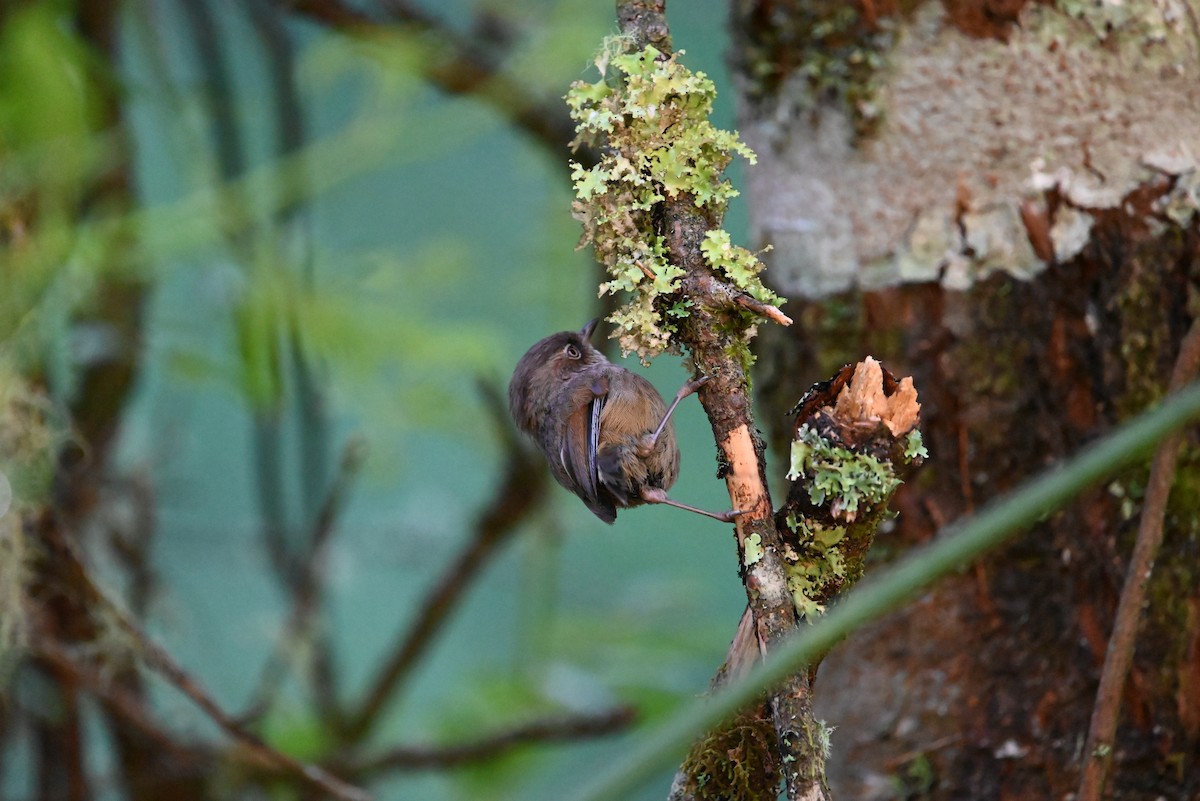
[8,2,759,799]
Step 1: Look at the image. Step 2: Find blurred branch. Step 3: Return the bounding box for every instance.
[253,421,296,580]
[242,439,366,723]
[245,0,336,548]
[348,706,636,776]
[185,0,339,589]
[180,0,299,585]
[343,378,548,742]
[105,473,158,619]
[40,526,372,801]
[246,0,312,230]
[31,652,90,801]
[281,0,597,168]
[249,0,351,731]
[34,637,202,767]
[1078,317,1200,801]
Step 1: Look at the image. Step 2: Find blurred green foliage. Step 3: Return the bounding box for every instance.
[2,2,746,801]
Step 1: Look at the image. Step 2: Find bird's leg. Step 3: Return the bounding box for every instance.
[639,486,743,523]
[638,375,711,456]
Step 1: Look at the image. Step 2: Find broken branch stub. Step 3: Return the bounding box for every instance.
[777,357,925,619]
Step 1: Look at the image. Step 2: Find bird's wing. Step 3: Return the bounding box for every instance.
[561,373,616,523]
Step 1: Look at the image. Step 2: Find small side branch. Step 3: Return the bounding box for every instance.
[282,0,589,167]
[39,527,370,801]
[778,358,923,616]
[1077,318,1200,801]
[675,359,923,800]
[348,707,635,777]
[733,292,793,327]
[343,379,547,741]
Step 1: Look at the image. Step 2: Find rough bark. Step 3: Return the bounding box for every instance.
[734,2,1200,798]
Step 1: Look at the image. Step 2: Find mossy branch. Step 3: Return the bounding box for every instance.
[567,3,810,800]
[567,384,1200,801]
[566,25,787,360]
[571,7,918,801]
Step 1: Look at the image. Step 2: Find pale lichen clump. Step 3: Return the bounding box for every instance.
[783,425,912,616]
[566,40,781,359]
[786,425,903,521]
[0,363,56,671]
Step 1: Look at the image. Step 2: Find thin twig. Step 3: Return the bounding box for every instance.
[34,637,202,766]
[241,439,366,722]
[734,293,792,326]
[282,0,592,167]
[44,529,372,801]
[1077,317,1200,801]
[348,707,636,776]
[343,378,548,741]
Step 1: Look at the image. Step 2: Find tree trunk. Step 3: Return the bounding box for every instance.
[731,2,1200,798]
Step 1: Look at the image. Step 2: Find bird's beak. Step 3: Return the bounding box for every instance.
[580,318,600,341]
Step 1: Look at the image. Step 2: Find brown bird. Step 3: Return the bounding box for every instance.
[508,319,739,524]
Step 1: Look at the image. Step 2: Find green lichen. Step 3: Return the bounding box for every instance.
[782,513,853,617]
[891,752,936,799]
[1116,443,1200,695]
[1054,0,1180,45]
[701,230,778,305]
[1161,171,1199,228]
[787,425,901,519]
[0,361,55,506]
[0,513,29,677]
[785,530,847,618]
[1112,249,1174,420]
[782,422,911,617]
[743,532,765,566]
[724,335,759,387]
[566,41,781,359]
[776,716,832,789]
[1165,445,1200,532]
[904,429,928,461]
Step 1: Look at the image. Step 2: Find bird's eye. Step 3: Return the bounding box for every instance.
[564,344,582,360]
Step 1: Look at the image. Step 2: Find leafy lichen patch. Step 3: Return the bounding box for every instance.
[779,359,923,618]
[566,41,782,359]
[788,425,902,522]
